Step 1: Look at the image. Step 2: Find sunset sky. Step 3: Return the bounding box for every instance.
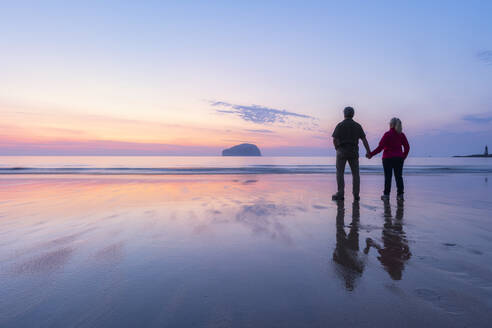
[1,1,491,156]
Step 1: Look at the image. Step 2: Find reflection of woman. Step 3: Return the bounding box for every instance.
[333,201,365,291]
[367,118,410,201]
[365,201,411,280]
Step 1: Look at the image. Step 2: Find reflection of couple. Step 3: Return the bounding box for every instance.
[331,107,410,201]
[333,200,411,290]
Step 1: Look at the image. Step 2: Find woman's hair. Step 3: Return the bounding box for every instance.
[390,117,402,134]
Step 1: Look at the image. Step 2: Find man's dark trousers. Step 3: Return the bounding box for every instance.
[336,150,360,198]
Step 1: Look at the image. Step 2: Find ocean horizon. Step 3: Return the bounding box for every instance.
[1,156,492,175]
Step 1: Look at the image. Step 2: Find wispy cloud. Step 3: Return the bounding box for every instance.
[477,50,492,65]
[244,129,275,133]
[462,112,492,124]
[211,101,315,126]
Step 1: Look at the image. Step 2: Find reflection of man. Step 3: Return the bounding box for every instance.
[365,200,411,280]
[332,107,371,201]
[332,200,366,291]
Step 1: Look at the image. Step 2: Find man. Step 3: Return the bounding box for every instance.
[332,106,371,201]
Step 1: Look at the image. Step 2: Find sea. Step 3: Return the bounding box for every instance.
[0,156,491,175]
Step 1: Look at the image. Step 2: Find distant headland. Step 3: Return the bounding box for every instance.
[454,145,491,158]
[222,143,262,156]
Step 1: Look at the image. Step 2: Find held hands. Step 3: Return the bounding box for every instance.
[365,152,372,159]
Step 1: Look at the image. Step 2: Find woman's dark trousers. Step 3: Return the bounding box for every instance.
[382,157,404,195]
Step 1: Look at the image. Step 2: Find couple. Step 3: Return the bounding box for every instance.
[331,106,410,202]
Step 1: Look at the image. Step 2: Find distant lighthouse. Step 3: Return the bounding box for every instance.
[486,145,489,156]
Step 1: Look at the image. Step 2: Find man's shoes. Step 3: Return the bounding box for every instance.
[397,194,404,201]
[332,193,344,201]
[381,194,390,201]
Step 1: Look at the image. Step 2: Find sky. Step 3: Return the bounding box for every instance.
[1,0,491,156]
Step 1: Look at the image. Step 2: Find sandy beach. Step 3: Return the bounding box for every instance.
[0,173,491,327]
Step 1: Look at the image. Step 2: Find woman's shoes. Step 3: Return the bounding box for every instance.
[380,194,404,201]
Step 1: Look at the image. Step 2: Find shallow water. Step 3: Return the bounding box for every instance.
[0,174,491,327]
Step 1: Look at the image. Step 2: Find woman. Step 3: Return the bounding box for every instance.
[368,118,410,201]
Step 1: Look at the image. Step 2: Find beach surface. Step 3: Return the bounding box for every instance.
[1,173,491,327]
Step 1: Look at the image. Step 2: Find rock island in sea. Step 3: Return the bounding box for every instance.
[222,143,262,156]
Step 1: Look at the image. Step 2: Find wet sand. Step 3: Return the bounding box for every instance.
[0,174,491,327]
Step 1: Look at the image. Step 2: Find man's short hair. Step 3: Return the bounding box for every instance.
[344,106,354,118]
